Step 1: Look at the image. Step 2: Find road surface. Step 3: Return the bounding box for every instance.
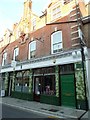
[2,103,48,118]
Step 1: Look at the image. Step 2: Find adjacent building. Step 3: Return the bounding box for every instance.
[0,0,90,110]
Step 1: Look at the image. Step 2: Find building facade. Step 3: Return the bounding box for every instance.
[0,0,90,110]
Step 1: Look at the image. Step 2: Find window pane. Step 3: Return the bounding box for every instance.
[57,6,60,12]
[30,41,36,51]
[42,76,56,95]
[53,32,62,44]
[32,18,36,30]
[4,52,7,59]
[53,43,62,50]
[2,52,7,66]
[57,12,61,18]
[15,78,22,92]
[15,48,19,56]
[14,47,19,57]
[30,50,35,58]
[51,31,62,54]
[22,77,29,93]
[13,47,19,60]
[3,52,7,60]
[52,6,61,20]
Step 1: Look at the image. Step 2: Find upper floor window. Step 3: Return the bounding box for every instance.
[64,0,71,4]
[51,31,63,54]
[16,30,20,39]
[28,41,36,59]
[32,18,36,30]
[13,47,19,61]
[52,6,61,20]
[2,52,7,66]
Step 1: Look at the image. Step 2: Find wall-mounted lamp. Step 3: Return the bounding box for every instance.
[53,59,56,64]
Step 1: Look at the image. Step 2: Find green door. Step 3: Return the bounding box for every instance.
[61,74,76,107]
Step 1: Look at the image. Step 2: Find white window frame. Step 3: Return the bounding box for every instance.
[2,52,7,66]
[13,47,19,60]
[28,41,36,59]
[51,31,63,54]
[52,5,61,20]
[32,18,36,30]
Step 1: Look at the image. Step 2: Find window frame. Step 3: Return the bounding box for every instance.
[13,47,19,61]
[51,31,63,54]
[32,18,36,30]
[2,52,7,66]
[52,5,61,20]
[28,41,36,59]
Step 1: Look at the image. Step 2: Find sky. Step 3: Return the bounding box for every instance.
[0,0,49,39]
[0,0,89,39]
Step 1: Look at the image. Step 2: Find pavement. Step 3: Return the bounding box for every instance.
[0,96,89,120]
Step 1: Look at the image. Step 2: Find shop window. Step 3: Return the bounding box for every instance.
[15,75,22,92]
[44,67,55,74]
[35,78,41,95]
[15,71,29,93]
[22,71,29,93]
[42,75,56,95]
[34,68,43,75]
[22,78,29,93]
[15,78,29,93]
[51,31,63,54]
[33,67,56,96]
[34,67,55,75]
[60,64,74,74]
[15,72,22,92]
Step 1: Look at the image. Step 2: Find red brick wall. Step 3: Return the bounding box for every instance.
[0,16,72,65]
[1,14,81,65]
[83,23,90,48]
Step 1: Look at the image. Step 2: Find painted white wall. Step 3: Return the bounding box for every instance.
[1,52,81,73]
[86,59,90,109]
[85,48,90,109]
[1,48,90,110]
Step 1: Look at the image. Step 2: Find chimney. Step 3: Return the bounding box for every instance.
[24,0,32,10]
[13,23,18,31]
[23,0,32,18]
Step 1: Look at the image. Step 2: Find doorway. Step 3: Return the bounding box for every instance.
[60,74,76,107]
[60,64,76,108]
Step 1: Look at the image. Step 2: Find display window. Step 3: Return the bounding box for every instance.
[15,70,29,93]
[33,67,56,96]
[43,75,56,95]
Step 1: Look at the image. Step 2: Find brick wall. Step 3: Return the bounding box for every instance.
[0,15,72,65]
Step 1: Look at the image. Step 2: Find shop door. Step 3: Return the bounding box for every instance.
[34,77,41,102]
[60,74,76,107]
